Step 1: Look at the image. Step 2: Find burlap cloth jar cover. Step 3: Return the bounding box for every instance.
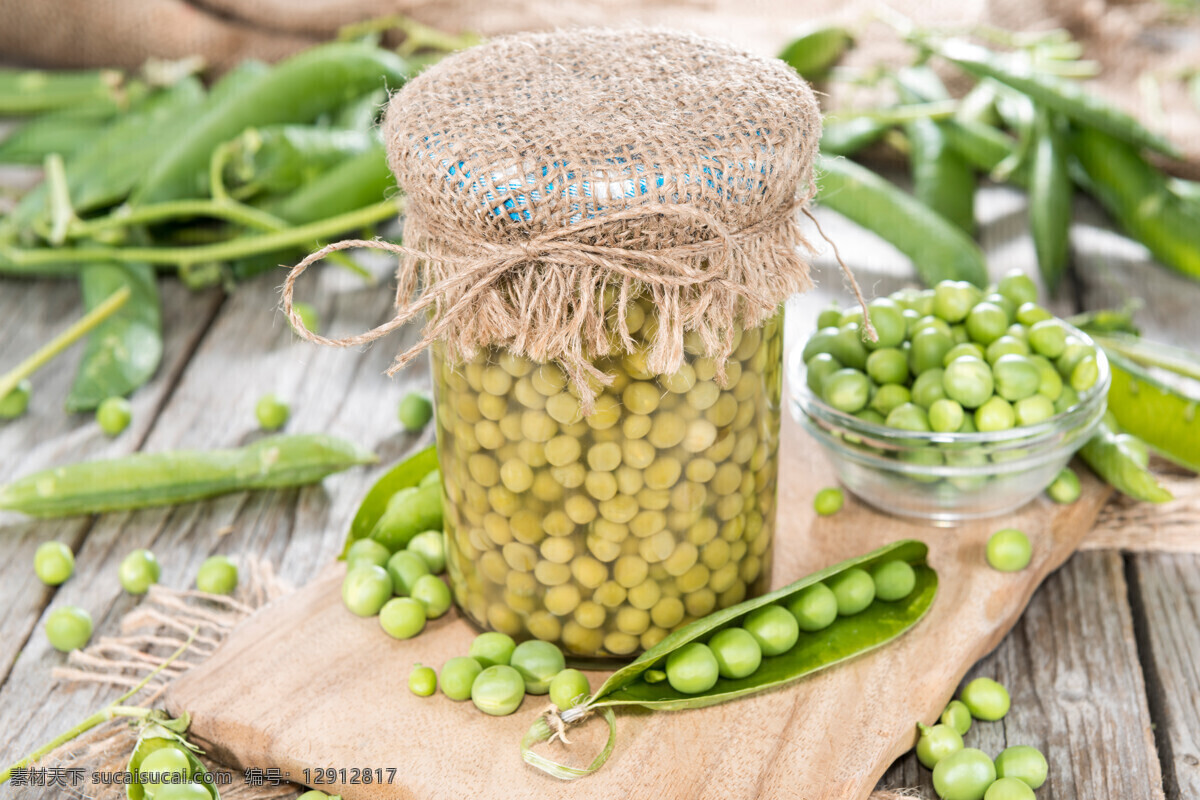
[285,28,830,656]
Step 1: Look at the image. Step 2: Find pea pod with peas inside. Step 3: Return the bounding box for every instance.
[0,434,377,518]
[126,722,218,800]
[341,445,441,558]
[1078,414,1172,503]
[522,539,936,779]
[1101,350,1200,474]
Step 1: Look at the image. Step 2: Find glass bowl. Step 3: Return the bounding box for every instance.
[787,323,1110,523]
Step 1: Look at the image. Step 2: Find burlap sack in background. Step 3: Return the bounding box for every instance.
[0,0,1196,169]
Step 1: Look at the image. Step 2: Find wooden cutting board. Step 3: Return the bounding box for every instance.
[166,414,1110,800]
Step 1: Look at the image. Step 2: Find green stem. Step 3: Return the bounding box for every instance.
[825,100,958,125]
[208,142,235,205]
[45,153,76,247]
[338,14,480,55]
[0,286,130,401]
[4,199,400,270]
[70,198,288,239]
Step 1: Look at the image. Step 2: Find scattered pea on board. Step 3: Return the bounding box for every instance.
[45,606,93,652]
[119,549,161,595]
[814,487,844,515]
[960,677,1011,722]
[195,555,238,595]
[986,529,1032,573]
[932,748,997,800]
[33,541,74,586]
[255,394,290,431]
[398,392,433,432]
[95,397,132,437]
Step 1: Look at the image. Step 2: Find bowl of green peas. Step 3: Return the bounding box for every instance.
[789,272,1109,523]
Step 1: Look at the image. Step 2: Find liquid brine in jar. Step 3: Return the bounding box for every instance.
[434,298,784,657]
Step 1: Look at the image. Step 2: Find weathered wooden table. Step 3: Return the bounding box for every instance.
[1,181,1197,799]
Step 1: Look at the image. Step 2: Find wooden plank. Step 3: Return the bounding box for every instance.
[1127,554,1200,800]
[0,259,431,784]
[0,279,222,689]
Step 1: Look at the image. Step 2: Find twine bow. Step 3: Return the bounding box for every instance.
[282,197,872,411]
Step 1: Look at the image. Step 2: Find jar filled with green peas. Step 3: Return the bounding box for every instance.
[432,305,786,655]
[285,30,827,655]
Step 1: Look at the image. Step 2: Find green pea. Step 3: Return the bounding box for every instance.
[960,677,1011,721]
[829,324,869,370]
[911,315,953,339]
[975,397,1015,432]
[984,777,1035,800]
[943,342,985,367]
[342,564,393,617]
[933,280,979,323]
[929,398,965,433]
[387,550,430,596]
[469,631,517,668]
[994,744,1048,789]
[813,487,844,516]
[1054,385,1079,414]
[866,347,909,385]
[380,596,426,639]
[45,605,92,652]
[886,402,930,432]
[910,328,954,375]
[828,567,875,616]
[34,541,74,586]
[801,327,840,362]
[666,641,720,694]
[998,269,1038,307]
[1014,395,1055,427]
[0,379,32,419]
[195,555,238,595]
[254,394,290,431]
[1028,319,1066,358]
[942,357,993,409]
[839,307,864,328]
[418,468,441,488]
[1005,323,1028,343]
[916,722,964,769]
[816,306,843,329]
[806,353,843,396]
[708,627,763,679]
[902,307,922,336]
[471,664,526,715]
[153,783,211,800]
[743,604,799,656]
[985,335,1029,364]
[965,302,1008,345]
[346,538,391,570]
[822,368,870,413]
[407,530,446,573]
[398,391,434,431]
[410,574,452,618]
[1015,302,1052,326]
[854,409,886,425]
[291,301,320,334]
[138,746,191,790]
[941,700,973,735]
[409,663,437,696]
[870,383,911,416]
[297,792,331,800]
[96,396,133,437]
[440,656,483,701]
[1031,355,1063,401]
[1046,467,1081,504]
[1070,354,1099,392]
[785,582,838,631]
[870,559,916,601]
[549,668,591,709]
[987,529,1031,572]
[1056,340,1094,378]
[992,355,1040,401]
[119,549,161,595]
[866,298,906,348]
[981,292,1016,322]
[900,447,944,478]
[933,748,996,800]
[911,369,947,409]
[909,288,937,316]
[510,640,566,694]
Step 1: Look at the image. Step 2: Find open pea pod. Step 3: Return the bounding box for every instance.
[1103,350,1200,474]
[342,444,439,558]
[127,718,219,800]
[523,539,936,779]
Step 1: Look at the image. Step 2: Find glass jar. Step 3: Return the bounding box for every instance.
[432,298,784,657]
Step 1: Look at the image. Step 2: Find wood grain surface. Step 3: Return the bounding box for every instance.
[166,410,1112,800]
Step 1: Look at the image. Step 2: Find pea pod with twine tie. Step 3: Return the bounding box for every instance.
[519,539,937,779]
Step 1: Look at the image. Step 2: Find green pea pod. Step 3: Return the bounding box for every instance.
[0,434,377,518]
[929,38,1180,157]
[342,445,439,557]
[0,67,126,115]
[895,69,976,236]
[1028,111,1072,292]
[1071,126,1200,281]
[1079,417,1173,503]
[777,26,854,80]
[65,261,163,412]
[941,120,1020,179]
[816,155,988,286]
[523,539,937,779]
[1102,350,1200,473]
[127,723,218,800]
[820,117,890,157]
[220,125,375,198]
[0,106,116,164]
[133,43,409,205]
[334,88,387,132]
